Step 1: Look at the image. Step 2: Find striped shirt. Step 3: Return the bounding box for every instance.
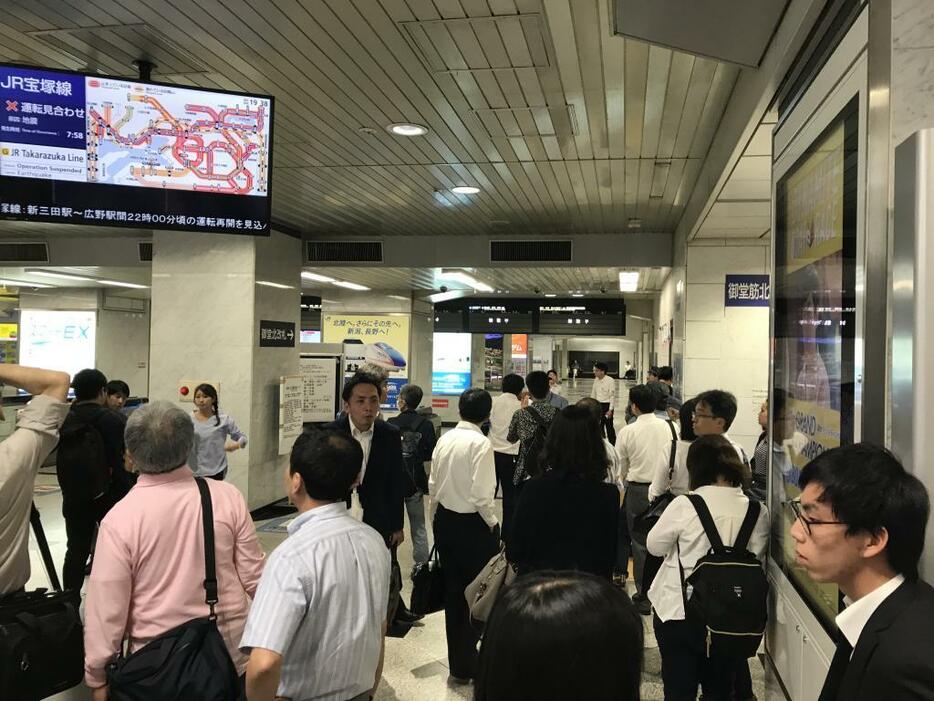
[240,502,390,701]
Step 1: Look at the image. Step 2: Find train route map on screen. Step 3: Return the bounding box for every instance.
[86,78,269,196]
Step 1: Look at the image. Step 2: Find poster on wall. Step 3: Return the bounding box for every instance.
[20,310,96,383]
[278,375,304,454]
[484,334,504,391]
[432,332,471,395]
[772,97,858,631]
[510,333,528,376]
[322,313,410,409]
[299,355,339,422]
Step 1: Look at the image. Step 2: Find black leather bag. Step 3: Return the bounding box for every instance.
[106,478,240,701]
[410,545,445,616]
[0,505,84,701]
[633,420,679,535]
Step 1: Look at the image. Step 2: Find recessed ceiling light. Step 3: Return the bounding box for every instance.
[256,280,295,290]
[332,280,370,291]
[544,293,557,298]
[619,271,640,292]
[387,294,409,301]
[302,271,336,283]
[571,293,585,298]
[451,186,480,195]
[387,122,429,136]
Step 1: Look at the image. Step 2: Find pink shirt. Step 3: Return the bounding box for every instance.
[83,466,265,688]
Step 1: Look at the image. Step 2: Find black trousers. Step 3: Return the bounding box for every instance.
[599,402,617,445]
[433,505,498,679]
[62,500,100,592]
[653,614,735,701]
[493,452,517,542]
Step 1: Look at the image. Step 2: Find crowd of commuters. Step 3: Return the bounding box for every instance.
[1,359,933,700]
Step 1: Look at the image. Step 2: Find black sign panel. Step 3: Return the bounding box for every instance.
[259,320,295,347]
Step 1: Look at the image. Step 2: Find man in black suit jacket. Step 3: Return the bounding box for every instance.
[790,443,934,701]
[326,373,407,546]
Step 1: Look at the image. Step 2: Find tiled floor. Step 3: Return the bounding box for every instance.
[27,443,786,701]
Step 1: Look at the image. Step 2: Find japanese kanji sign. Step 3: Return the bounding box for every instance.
[259,320,295,347]
[724,275,770,307]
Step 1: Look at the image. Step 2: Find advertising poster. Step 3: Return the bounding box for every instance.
[484,334,504,391]
[773,99,857,629]
[322,313,410,409]
[432,332,471,395]
[510,333,528,376]
[20,310,96,381]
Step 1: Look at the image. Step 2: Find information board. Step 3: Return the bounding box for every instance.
[432,332,471,395]
[300,355,339,423]
[278,375,304,455]
[0,63,273,235]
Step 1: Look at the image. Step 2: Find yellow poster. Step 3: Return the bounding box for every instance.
[322,313,410,406]
[784,122,845,274]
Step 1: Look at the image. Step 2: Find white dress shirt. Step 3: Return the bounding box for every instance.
[646,485,769,622]
[591,375,617,405]
[240,503,389,701]
[428,421,498,529]
[723,432,749,465]
[489,393,521,455]
[836,574,906,650]
[604,438,623,490]
[350,421,374,480]
[616,413,673,484]
[648,439,691,501]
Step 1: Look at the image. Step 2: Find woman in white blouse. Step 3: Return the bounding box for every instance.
[647,398,697,502]
[646,435,769,701]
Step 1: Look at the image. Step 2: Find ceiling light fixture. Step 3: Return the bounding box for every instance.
[99,280,150,289]
[0,278,51,288]
[301,271,336,283]
[26,270,96,282]
[451,185,480,195]
[387,294,410,301]
[619,271,640,292]
[544,293,557,298]
[256,280,295,290]
[437,268,494,293]
[571,293,585,298]
[332,280,370,291]
[387,122,429,136]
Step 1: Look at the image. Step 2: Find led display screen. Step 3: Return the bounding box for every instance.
[20,310,96,382]
[432,332,471,395]
[1,64,273,235]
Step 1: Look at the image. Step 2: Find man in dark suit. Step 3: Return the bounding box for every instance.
[327,372,407,547]
[790,443,934,701]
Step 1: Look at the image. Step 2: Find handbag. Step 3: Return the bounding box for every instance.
[0,506,84,701]
[106,478,240,701]
[633,420,679,535]
[464,547,517,623]
[410,545,445,616]
[387,544,403,623]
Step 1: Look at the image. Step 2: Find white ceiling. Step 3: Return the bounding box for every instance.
[0,0,750,239]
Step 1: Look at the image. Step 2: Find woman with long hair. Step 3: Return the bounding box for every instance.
[506,405,619,579]
[189,383,247,481]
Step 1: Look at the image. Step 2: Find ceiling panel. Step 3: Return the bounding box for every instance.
[0,0,745,240]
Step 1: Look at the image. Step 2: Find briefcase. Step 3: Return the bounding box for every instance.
[410,546,445,616]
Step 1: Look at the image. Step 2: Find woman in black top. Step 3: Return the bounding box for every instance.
[506,405,619,579]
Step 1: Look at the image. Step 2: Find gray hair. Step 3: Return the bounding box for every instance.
[358,362,390,383]
[125,401,195,474]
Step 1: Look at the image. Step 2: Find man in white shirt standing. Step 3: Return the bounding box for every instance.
[615,384,672,614]
[791,444,934,701]
[242,429,390,701]
[429,388,500,683]
[488,374,523,541]
[591,361,617,444]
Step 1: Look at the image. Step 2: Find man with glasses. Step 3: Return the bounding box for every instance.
[791,444,934,701]
[692,390,748,466]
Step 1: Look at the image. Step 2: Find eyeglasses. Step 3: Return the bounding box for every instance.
[692,412,715,420]
[788,499,846,535]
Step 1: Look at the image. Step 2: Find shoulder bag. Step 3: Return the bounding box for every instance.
[464,546,518,623]
[633,420,679,535]
[106,478,240,701]
[0,505,84,700]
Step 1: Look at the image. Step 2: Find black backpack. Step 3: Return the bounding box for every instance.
[400,416,429,495]
[680,494,768,659]
[56,411,110,503]
[518,407,551,482]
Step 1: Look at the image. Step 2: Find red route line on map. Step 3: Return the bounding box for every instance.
[87,96,266,195]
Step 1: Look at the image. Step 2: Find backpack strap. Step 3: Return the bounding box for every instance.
[665,420,677,482]
[732,500,761,553]
[686,493,725,552]
[195,478,219,619]
[526,406,548,428]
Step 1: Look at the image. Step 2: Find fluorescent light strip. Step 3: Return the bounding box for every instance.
[100,280,149,289]
[256,280,295,290]
[301,271,336,283]
[27,270,95,282]
[0,278,52,288]
[437,269,494,293]
[332,280,370,291]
